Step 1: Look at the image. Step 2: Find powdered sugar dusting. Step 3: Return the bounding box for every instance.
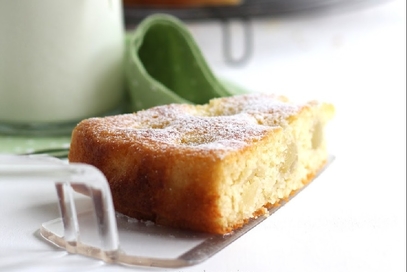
[87,94,303,157]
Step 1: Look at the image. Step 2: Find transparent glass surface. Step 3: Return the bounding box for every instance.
[0,154,334,268]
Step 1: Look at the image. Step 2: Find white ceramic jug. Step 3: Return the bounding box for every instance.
[0,0,125,135]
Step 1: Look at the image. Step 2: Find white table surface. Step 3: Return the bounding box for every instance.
[1,1,405,271]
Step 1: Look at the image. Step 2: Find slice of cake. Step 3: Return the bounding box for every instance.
[68,94,334,234]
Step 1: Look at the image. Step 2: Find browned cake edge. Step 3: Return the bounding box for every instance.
[68,95,334,234]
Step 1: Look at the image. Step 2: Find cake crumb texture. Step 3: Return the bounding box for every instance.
[69,93,334,234]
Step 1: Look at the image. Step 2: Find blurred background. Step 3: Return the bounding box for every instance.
[122,0,405,100]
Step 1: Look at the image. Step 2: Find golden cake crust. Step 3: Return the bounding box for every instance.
[69,94,334,234]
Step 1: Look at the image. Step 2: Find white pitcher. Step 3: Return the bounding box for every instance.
[0,0,125,135]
